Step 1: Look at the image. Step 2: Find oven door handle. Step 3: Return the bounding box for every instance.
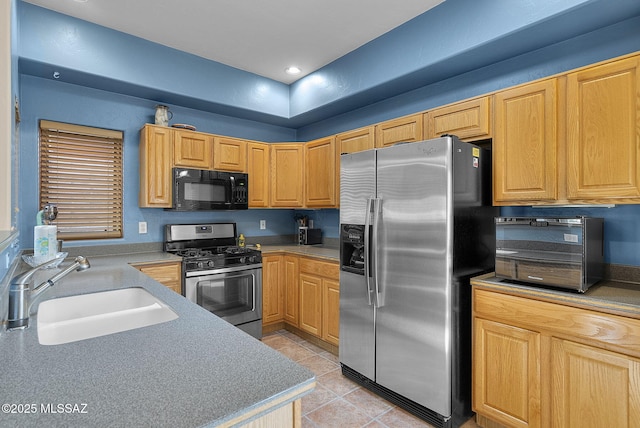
[184,263,262,277]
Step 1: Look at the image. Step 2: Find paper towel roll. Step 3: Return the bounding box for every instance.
[34,225,57,259]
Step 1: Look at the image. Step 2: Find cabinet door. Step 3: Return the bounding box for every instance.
[270,144,304,208]
[173,129,213,169]
[262,255,284,325]
[247,142,270,208]
[299,273,322,337]
[305,136,336,207]
[425,96,491,141]
[283,255,299,327]
[551,338,640,428]
[474,317,541,428]
[322,278,340,346]
[214,136,247,172]
[566,56,640,202]
[336,126,375,155]
[493,79,558,204]
[139,125,173,207]
[375,113,423,148]
[135,261,182,294]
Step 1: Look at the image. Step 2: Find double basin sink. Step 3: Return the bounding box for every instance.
[37,287,178,345]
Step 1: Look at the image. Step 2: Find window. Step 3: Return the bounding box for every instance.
[39,120,123,240]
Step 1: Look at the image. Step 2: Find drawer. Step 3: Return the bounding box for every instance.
[473,288,640,358]
[495,257,583,289]
[299,257,339,279]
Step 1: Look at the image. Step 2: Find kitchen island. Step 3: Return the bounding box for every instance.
[0,252,315,427]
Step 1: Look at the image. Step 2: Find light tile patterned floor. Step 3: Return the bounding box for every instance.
[262,330,480,428]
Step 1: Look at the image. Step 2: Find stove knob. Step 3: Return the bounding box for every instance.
[249,256,256,263]
[207,260,216,268]
[197,261,204,269]
[239,256,246,264]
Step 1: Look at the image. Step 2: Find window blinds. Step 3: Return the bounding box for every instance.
[39,120,123,240]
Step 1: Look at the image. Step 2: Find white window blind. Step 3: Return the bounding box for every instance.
[39,120,123,240]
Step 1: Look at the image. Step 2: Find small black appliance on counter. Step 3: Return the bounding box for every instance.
[298,227,322,245]
[495,216,604,293]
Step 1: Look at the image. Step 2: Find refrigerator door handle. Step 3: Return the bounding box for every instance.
[372,197,384,308]
[364,198,374,306]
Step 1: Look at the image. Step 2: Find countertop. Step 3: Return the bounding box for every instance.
[472,272,640,320]
[0,252,315,427]
[260,244,339,262]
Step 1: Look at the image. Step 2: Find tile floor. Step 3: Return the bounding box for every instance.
[262,330,480,428]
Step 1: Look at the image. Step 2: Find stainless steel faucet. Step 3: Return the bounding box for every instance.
[7,255,91,331]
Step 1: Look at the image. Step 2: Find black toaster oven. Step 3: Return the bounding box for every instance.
[495,216,604,292]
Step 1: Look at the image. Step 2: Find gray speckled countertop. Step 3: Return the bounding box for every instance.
[472,272,640,320]
[260,244,339,261]
[0,252,315,427]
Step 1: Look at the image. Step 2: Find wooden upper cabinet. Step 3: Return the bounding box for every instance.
[305,136,336,207]
[336,126,375,155]
[493,79,558,205]
[566,56,640,202]
[213,136,247,172]
[375,113,423,148]
[173,129,213,170]
[270,143,304,208]
[425,96,491,141]
[139,125,173,207]
[247,142,270,208]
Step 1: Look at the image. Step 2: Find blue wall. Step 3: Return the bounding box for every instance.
[14,0,640,266]
[18,75,305,247]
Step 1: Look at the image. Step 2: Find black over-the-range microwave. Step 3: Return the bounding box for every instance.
[170,167,248,211]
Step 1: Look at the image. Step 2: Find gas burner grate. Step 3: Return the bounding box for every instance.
[176,248,214,258]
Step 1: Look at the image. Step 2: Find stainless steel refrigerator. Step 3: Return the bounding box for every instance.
[339,136,497,428]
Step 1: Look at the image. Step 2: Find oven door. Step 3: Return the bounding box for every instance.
[184,265,262,337]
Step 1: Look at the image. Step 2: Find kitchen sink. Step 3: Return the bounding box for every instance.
[37,287,178,345]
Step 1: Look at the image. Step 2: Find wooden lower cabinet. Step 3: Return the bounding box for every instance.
[551,338,640,428]
[132,260,182,294]
[472,286,640,428]
[283,255,300,327]
[474,318,541,428]
[262,254,285,326]
[299,273,322,337]
[322,278,340,346]
[298,257,340,346]
[262,253,340,347]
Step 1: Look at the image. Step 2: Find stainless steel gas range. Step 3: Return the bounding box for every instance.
[164,223,263,339]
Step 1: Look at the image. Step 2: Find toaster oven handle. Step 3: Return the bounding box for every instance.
[530,220,549,227]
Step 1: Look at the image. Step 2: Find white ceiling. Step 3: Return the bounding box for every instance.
[22,0,445,84]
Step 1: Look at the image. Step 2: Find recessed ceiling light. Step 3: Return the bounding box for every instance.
[74,0,88,3]
[285,66,301,75]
